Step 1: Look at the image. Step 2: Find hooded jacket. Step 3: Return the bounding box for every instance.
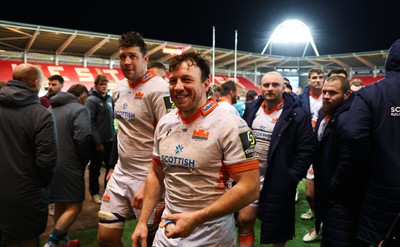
[343,38,400,245]
[47,91,91,201]
[0,80,57,244]
[84,88,114,144]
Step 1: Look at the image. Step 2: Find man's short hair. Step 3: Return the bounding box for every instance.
[94,75,109,85]
[328,68,348,78]
[148,61,166,71]
[221,80,237,96]
[308,68,324,78]
[245,90,258,101]
[169,51,210,82]
[118,31,147,56]
[48,74,64,84]
[68,84,89,97]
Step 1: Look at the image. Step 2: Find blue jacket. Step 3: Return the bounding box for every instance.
[298,85,312,117]
[343,38,400,246]
[314,93,364,246]
[243,92,316,243]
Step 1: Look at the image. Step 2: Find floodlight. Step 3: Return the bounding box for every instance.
[261,19,319,57]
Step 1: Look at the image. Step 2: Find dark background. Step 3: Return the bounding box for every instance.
[3,0,398,55]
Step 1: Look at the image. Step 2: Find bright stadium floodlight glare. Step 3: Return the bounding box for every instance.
[261,19,319,57]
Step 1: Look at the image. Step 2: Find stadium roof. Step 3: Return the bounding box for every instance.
[0,20,388,76]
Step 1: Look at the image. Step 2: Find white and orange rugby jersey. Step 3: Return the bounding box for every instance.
[251,100,284,179]
[113,70,174,180]
[152,98,259,215]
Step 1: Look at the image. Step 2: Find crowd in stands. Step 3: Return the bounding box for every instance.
[1,31,399,247]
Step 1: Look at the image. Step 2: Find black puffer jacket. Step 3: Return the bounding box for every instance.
[0,80,57,244]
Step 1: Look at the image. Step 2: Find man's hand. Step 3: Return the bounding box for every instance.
[161,212,199,239]
[96,143,105,152]
[131,184,145,209]
[106,168,114,182]
[131,222,148,247]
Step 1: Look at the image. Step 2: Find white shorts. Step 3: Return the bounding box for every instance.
[100,171,164,225]
[152,208,236,247]
[306,164,314,180]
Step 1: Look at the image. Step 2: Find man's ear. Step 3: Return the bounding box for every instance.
[204,78,211,92]
[79,94,87,104]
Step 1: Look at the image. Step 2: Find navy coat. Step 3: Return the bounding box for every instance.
[243,93,316,244]
[314,93,365,246]
[343,38,400,246]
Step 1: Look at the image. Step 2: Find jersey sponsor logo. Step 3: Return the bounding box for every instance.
[203,101,216,113]
[161,154,196,171]
[192,129,209,141]
[143,72,153,81]
[391,106,400,116]
[115,110,135,121]
[163,96,175,112]
[239,131,257,158]
[253,130,272,141]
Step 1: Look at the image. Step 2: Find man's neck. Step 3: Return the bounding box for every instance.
[309,87,321,97]
[219,96,232,105]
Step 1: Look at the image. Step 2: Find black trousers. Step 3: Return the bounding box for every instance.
[88,141,112,196]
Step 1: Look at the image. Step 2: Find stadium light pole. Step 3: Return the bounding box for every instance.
[234,30,237,81]
[261,19,319,57]
[212,26,216,85]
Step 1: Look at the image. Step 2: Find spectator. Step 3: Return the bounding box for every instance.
[40,74,64,108]
[97,31,174,247]
[313,75,363,246]
[295,87,303,95]
[148,61,168,80]
[44,84,91,247]
[298,68,324,242]
[218,80,240,116]
[350,78,364,92]
[245,89,258,103]
[327,68,348,78]
[210,84,222,101]
[131,51,260,247]
[85,75,115,204]
[343,38,400,246]
[0,79,5,88]
[0,63,58,247]
[241,71,316,246]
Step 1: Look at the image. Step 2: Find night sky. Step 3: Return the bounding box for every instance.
[2,0,398,55]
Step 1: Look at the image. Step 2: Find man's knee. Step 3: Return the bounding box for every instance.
[98,210,125,229]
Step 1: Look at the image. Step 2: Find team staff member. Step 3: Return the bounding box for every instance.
[344,38,400,246]
[85,74,115,204]
[97,31,174,247]
[313,76,363,246]
[0,63,58,247]
[40,74,64,108]
[241,71,316,246]
[131,51,260,247]
[44,84,91,247]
